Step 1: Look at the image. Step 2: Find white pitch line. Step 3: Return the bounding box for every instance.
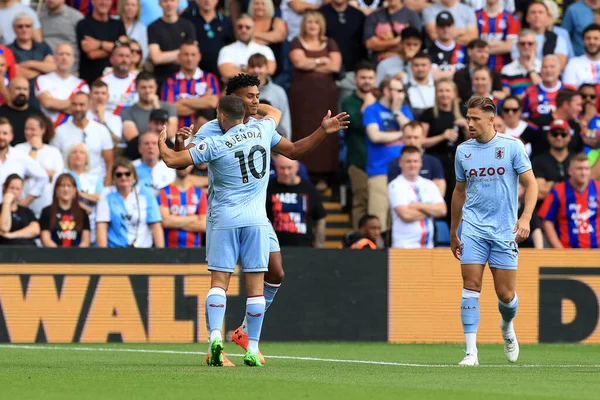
[0,344,599,369]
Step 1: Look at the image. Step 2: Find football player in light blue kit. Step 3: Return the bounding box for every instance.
[160,95,349,367]
[451,97,538,366]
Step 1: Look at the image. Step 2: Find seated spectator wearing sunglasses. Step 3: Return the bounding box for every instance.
[578,84,600,156]
[500,96,530,156]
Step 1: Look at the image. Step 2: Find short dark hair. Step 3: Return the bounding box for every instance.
[248,53,268,67]
[354,60,375,74]
[218,95,246,120]
[583,23,600,38]
[578,83,597,93]
[225,73,260,95]
[180,39,200,50]
[2,173,22,194]
[136,71,156,86]
[358,214,379,229]
[465,96,496,114]
[556,89,580,109]
[467,39,489,50]
[402,121,424,133]
[401,26,422,41]
[472,65,492,79]
[90,79,108,90]
[411,51,431,62]
[502,95,522,109]
[400,145,422,158]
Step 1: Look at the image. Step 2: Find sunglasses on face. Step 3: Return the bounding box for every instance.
[582,93,597,100]
[550,131,568,138]
[518,41,535,46]
[236,24,253,30]
[502,107,520,113]
[114,171,132,178]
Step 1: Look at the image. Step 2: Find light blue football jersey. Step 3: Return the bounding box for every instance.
[454,134,532,240]
[189,118,282,229]
[191,117,258,144]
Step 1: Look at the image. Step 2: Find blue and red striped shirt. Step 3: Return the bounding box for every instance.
[521,82,568,119]
[538,180,600,249]
[158,184,208,248]
[161,68,221,129]
[476,9,520,72]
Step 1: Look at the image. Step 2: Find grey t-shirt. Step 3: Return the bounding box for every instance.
[363,7,423,44]
[120,101,177,134]
[39,6,84,74]
[422,3,476,30]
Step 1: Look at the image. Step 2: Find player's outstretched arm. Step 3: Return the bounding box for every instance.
[450,181,467,260]
[273,110,349,160]
[158,125,195,169]
[515,169,538,243]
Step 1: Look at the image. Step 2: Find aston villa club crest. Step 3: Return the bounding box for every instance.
[495,147,505,159]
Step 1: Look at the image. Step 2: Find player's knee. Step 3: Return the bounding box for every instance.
[496,288,515,304]
[463,279,482,292]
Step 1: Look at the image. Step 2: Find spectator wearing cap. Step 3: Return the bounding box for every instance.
[363,0,422,64]
[122,72,177,154]
[375,26,422,86]
[454,39,505,103]
[532,118,575,204]
[133,131,176,196]
[423,0,477,46]
[522,89,585,160]
[162,40,220,131]
[424,12,467,80]
[148,0,196,90]
[475,0,520,73]
[124,108,175,161]
[501,29,542,98]
[217,14,277,80]
[562,0,598,57]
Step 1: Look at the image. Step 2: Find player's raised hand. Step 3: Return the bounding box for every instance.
[513,217,531,243]
[159,125,168,143]
[175,124,195,144]
[321,110,350,134]
[450,235,462,260]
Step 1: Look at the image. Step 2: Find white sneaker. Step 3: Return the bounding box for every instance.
[502,326,520,363]
[458,353,479,366]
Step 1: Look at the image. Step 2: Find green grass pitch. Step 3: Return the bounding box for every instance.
[0,343,599,399]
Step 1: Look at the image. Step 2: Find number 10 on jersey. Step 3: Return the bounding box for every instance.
[234,145,267,184]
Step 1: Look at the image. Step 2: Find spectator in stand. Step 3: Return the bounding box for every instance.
[118,0,148,63]
[340,214,381,249]
[0,118,47,206]
[148,0,196,89]
[289,11,341,189]
[539,152,600,249]
[494,114,506,133]
[87,80,123,149]
[249,0,287,78]
[100,42,138,115]
[217,14,276,80]
[521,89,585,159]
[501,96,530,155]
[133,131,176,195]
[67,0,119,16]
[266,155,327,248]
[52,92,113,184]
[563,24,600,89]
[125,108,176,160]
[532,119,574,204]
[521,55,565,120]
[14,115,63,217]
[158,164,207,248]
[182,0,234,78]
[510,1,568,71]
[0,0,42,45]
[39,0,84,74]
[454,39,505,103]
[419,79,467,219]
[9,13,56,110]
[387,121,446,196]
[281,0,322,44]
[0,174,39,247]
[471,66,501,108]
[562,0,598,57]
[128,40,144,76]
[388,146,447,249]
[349,0,384,16]
[0,44,17,86]
[122,72,177,152]
[578,84,600,154]
[363,0,421,65]
[0,76,43,145]
[96,158,164,248]
[162,40,220,130]
[63,143,104,243]
[0,54,10,106]
[476,0,520,73]
[501,29,542,98]
[246,53,291,139]
[375,26,422,87]
[341,61,376,230]
[76,0,127,84]
[404,53,435,120]
[363,77,413,230]
[35,43,89,128]
[40,173,90,248]
[543,0,574,61]
[140,0,189,27]
[423,0,477,46]
[425,12,467,80]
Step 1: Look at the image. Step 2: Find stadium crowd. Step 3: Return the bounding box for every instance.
[0,0,598,249]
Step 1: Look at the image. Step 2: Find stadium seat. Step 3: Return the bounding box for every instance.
[435,220,451,247]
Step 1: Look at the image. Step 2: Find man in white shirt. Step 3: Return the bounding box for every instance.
[388,146,447,248]
[100,42,138,115]
[404,53,435,120]
[51,92,113,185]
[0,117,47,205]
[88,80,123,147]
[217,14,276,80]
[563,24,600,89]
[133,131,175,196]
[35,43,89,127]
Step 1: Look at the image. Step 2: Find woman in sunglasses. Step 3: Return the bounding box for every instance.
[501,96,531,156]
[96,158,164,248]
